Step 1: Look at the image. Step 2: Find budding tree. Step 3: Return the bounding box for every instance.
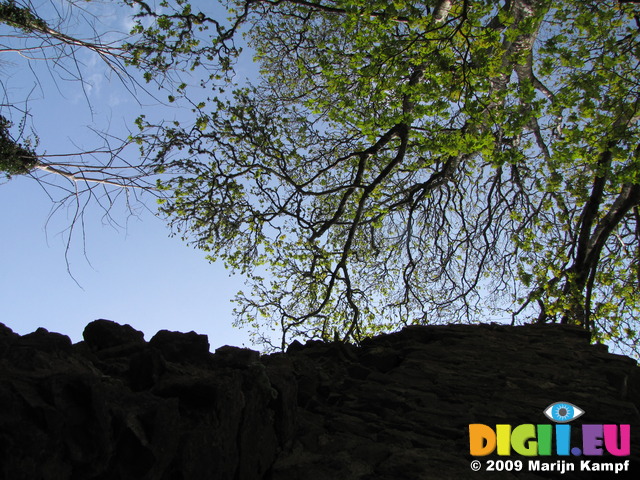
[31,0,640,354]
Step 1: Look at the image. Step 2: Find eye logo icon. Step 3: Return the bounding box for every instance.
[543,402,585,423]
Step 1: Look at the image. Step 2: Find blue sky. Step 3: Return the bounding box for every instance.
[0,0,254,348]
[0,176,250,347]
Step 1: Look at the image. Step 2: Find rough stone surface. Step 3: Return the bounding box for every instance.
[0,320,639,479]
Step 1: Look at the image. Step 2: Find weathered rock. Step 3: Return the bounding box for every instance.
[83,319,145,351]
[19,327,72,353]
[215,344,260,367]
[0,320,639,479]
[270,324,640,479]
[149,329,210,363]
[127,347,167,391]
[0,320,287,480]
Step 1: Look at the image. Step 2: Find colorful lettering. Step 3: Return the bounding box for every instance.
[469,423,631,457]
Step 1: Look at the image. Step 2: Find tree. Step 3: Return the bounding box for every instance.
[0,0,167,259]
[88,0,640,354]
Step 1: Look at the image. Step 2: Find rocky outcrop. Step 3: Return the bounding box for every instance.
[269,324,640,479]
[0,320,638,479]
[0,320,288,480]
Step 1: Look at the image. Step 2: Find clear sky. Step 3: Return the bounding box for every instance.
[0,0,254,349]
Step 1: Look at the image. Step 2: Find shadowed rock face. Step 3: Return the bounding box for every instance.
[0,320,638,479]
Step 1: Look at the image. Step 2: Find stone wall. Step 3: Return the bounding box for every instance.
[0,320,638,479]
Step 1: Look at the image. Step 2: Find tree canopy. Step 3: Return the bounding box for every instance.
[5,0,640,354]
[126,0,640,353]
